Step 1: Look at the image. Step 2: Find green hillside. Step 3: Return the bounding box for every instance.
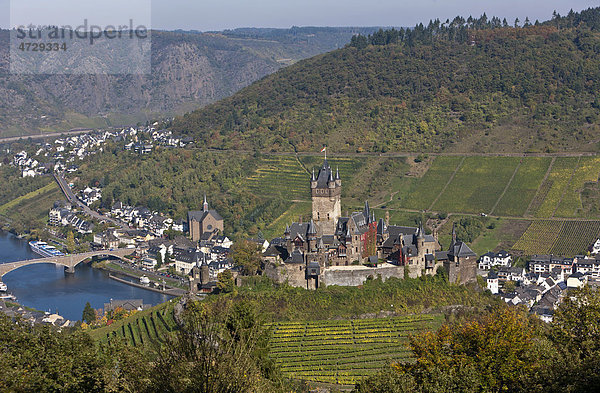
[174,9,600,154]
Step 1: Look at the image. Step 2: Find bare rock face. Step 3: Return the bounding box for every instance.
[0,27,373,137]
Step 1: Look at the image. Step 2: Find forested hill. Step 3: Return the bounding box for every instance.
[0,27,379,138]
[173,8,600,154]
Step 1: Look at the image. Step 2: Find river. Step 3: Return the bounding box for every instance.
[0,231,172,321]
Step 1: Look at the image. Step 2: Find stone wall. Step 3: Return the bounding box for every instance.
[321,265,404,287]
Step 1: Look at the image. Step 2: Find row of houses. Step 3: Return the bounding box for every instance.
[110,202,185,236]
[5,123,191,179]
[142,235,233,278]
[482,253,600,323]
[48,201,94,234]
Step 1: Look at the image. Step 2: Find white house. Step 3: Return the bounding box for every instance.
[486,271,499,294]
[478,250,512,270]
[590,238,600,255]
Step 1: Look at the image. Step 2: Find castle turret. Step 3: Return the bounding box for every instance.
[311,156,341,236]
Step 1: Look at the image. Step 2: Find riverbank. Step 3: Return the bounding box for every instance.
[94,259,187,289]
[108,274,186,296]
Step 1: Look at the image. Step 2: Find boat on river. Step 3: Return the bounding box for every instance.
[28,241,65,258]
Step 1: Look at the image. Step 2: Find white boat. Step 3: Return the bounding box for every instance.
[140,275,150,285]
[0,282,7,292]
[28,241,65,258]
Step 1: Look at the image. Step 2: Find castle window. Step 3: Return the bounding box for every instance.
[327,213,330,220]
[317,212,320,220]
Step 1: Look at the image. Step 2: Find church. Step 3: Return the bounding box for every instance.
[262,156,477,289]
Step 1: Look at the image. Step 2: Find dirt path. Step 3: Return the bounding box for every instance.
[489,160,522,216]
[525,157,556,217]
[428,156,466,211]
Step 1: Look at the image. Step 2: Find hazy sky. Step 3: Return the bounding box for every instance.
[1,0,597,31]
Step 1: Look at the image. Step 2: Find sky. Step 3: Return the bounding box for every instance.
[1,0,598,31]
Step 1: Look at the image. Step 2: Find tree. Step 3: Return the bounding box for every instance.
[155,252,163,269]
[503,280,516,293]
[82,301,96,324]
[356,307,549,393]
[217,269,235,293]
[66,231,75,253]
[232,240,262,276]
[147,300,285,393]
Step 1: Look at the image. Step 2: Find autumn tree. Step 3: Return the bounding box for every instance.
[355,307,550,393]
[147,299,285,393]
[217,269,235,293]
[232,240,262,276]
[66,231,75,253]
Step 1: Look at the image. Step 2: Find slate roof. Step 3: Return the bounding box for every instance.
[188,209,223,222]
[289,222,311,240]
[314,159,334,188]
[448,242,477,259]
[285,249,304,264]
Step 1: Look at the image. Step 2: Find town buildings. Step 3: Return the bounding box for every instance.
[263,157,478,289]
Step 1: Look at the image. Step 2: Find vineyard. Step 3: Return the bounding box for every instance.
[493,157,552,217]
[512,220,600,256]
[246,156,310,199]
[245,155,366,202]
[433,157,519,214]
[397,156,464,211]
[533,157,580,218]
[550,221,600,256]
[89,300,178,347]
[269,314,443,386]
[555,157,600,218]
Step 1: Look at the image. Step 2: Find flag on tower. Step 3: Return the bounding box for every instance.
[320,146,327,152]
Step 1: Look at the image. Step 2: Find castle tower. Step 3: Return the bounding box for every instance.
[311,158,341,236]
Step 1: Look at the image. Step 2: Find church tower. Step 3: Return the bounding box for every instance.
[311,158,341,236]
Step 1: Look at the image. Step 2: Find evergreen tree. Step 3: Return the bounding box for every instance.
[82,301,95,324]
[156,252,163,269]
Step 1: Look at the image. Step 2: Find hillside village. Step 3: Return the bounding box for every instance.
[8,129,600,324]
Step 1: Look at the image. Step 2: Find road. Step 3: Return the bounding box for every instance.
[53,172,128,229]
[0,128,94,144]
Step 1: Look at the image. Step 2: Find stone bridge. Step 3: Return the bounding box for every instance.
[0,248,133,278]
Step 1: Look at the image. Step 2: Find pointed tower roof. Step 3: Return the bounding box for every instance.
[364,200,370,221]
[417,221,425,239]
[449,223,457,249]
[377,218,386,235]
[203,194,209,212]
[329,169,334,182]
[335,167,340,180]
[311,168,316,181]
[345,223,352,237]
[307,219,317,235]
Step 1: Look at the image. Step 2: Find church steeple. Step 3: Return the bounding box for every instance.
[203,195,208,212]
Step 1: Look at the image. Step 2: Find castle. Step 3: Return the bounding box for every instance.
[263,156,477,289]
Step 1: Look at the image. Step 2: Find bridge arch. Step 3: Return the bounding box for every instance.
[0,249,133,278]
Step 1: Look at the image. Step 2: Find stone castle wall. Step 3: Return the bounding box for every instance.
[321,265,404,287]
